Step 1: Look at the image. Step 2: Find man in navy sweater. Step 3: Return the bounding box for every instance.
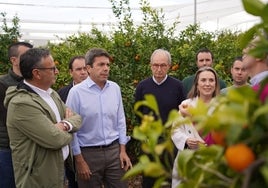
[135,49,185,188]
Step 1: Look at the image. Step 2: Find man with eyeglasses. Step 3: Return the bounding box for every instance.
[57,55,88,188]
[0,42,33,188]
[4,48,81,188]
[134,49,185,188]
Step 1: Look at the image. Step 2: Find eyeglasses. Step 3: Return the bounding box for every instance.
[35,66,57,72]
[151,64,169,68]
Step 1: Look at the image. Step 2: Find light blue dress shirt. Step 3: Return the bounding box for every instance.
[66,77,130,155]
[250,71,268,86]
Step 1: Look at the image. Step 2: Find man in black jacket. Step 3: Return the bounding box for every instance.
[0,42,33,188]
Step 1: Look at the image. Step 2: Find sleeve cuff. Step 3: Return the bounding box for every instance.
[61,120,73,132]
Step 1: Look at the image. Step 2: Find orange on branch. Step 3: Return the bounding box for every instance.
[109,56,115,62]
[211,130,226,146]
[54,60,59,65]
[225,143,255,172]
[171,64,179,71]
[124,41,132,47]
[134,54,140,61]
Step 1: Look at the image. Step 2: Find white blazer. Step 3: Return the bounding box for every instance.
[171,97,205,188]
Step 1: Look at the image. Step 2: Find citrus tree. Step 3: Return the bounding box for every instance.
[0,12,21,73]
[124,0,268,187]
[1,0,246,170]
[45,0,243,163]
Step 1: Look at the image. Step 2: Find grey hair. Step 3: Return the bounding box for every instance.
[150,49,171,65]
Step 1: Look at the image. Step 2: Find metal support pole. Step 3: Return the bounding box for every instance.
[194,0,197,24]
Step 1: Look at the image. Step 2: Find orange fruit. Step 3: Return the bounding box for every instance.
[171,64,179,71]
[225,143,255,172]
[134,54,140,61]
[124,41,132,47]
[211,130,226,146]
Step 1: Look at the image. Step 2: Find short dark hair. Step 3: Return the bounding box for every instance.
[85,48,110,67]
[8,42,33,59]
[20,48,50,80]
[233,56,243,63]
[195,48,214,61]
[68,55,85,70]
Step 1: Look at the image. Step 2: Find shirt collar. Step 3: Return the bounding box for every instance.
[152,75,168,85]
[86,76,109,89]
[23,80,53,96]
[250,71,268,86]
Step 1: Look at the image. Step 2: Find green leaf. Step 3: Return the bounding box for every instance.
[248,38,268,59]
[134,94,161,121]
[139,154,151,163]
[123,155,150,179]
[143,162,166,177]
[144,94,160,115]
[242,0,265,16]
[178,149,195,176]
[226,124,244,144]
[252,105,268,123]
[226,86,256,103]
[195,145,223,161]
[239,24,259,49]
[177,180,199,188]
[132,126,147,141]
[164,109,180,128]
[261,4,268,23]
[153,176,168,188]
[123,162,144,179]
[154,142,167,155]
[260,163,268,185]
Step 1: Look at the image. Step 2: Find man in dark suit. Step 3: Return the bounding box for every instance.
[58,56,88,103]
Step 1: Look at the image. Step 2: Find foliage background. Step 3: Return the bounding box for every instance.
[1,0,244,162]
[124,0,268,187]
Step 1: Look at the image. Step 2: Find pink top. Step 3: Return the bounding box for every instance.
[204,133,214,146]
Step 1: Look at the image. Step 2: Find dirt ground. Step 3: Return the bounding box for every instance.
[128,175,142,188]
[64,175,142,188]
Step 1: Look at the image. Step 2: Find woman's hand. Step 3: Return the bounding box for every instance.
[186,138,206,149]
[179,102,191,117]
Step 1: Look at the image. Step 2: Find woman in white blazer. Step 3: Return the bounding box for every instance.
[171,67,221,188]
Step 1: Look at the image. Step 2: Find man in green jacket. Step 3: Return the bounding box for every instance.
[182,48,226,96]
[4,48,81,188]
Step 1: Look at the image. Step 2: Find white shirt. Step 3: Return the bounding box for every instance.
[152,75,168,85]
[24,80,69,160]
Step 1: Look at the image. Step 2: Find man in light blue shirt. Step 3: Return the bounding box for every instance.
[66,48,132,188]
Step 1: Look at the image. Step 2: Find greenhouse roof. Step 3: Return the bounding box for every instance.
[0,0,267,46]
